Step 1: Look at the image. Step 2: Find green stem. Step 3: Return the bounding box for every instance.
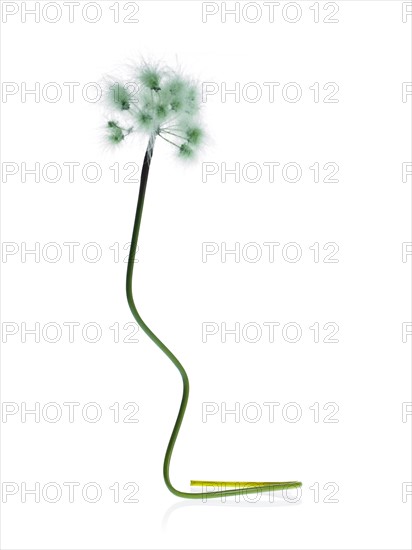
[126,135,302,499]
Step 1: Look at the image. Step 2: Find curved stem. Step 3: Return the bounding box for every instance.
[126,135,302,499]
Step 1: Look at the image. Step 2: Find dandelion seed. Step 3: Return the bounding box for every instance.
[179,142,194,158]
[135,110,155,131]
[109,83,131,111]
[185,126,203,146]
[139,64,162,91]
[106,121,124,144]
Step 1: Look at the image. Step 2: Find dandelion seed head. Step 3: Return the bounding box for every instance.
[102,61,205,160]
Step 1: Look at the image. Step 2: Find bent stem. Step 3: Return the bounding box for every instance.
[126,135,302,499]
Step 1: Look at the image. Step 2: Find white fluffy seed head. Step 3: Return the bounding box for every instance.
[102,62,205,159]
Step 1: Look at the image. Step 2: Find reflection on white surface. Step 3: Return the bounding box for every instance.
[162,493,301,532]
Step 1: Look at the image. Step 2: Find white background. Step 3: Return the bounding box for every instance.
[1,1,411,549]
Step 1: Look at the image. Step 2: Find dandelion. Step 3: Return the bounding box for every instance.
[101,61,301,500]
[103,64,204,158]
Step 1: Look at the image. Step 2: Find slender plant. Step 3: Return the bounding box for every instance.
[103,61,302,499]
